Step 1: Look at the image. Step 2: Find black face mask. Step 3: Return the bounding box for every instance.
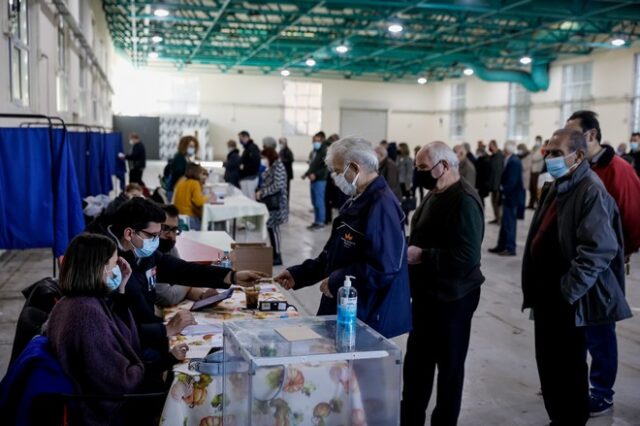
[415,161,443,190]
[158,238,176,254]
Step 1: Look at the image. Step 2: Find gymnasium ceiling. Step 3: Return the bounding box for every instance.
[102,0,640,84]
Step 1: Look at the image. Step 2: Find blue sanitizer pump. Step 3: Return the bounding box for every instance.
[337,275,357,325]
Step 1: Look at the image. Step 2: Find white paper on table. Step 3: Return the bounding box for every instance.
[186,343,219,359]
[181,324,223,336]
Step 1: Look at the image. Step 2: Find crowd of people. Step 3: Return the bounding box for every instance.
[3,108,640,425]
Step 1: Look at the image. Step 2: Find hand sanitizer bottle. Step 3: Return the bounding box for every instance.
[221,251,232,269]
[337,275,357,325]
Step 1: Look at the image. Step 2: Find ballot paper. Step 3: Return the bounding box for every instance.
[275,325,323,342]
[181,324,223,336]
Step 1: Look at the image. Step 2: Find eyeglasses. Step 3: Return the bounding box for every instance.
[136,230,161,240]
[160,225,182,235]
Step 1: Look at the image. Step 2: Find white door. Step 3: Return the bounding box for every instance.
[340,108,388,143]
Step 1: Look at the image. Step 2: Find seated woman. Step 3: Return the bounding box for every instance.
[47,233,188,425]
[172,163,214,230]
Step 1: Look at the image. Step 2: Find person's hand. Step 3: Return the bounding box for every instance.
[117,257,132,293]
[255,190,262,200]
[407,245,423,265]
[186,287,218,301]
[166,311,197,336]
[319,278,333,298]
[199,288,219,300]
[274,269,296,290]
[233,270,269,287]
[169,343,189,361]
[118,152,125,160]
[301,174,307,180]
[309,173,316,182]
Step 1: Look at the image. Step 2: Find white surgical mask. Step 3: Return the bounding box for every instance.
[333,163,359,196]
[187,146,196,156]
[129,139,135,145]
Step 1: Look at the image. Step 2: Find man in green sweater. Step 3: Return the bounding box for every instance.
[401,141,485,426]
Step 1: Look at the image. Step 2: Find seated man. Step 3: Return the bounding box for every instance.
[155,204,218,307]
[92,197,265,354]
[104,183,144,216]
[275,137,411,339]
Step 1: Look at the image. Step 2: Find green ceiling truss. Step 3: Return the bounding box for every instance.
[102,0,640,88]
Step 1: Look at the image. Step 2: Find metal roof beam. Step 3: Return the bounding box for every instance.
[188,0,233,62]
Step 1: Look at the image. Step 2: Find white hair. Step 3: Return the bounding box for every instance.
[262,136,277,148]
[504,141,517,154]
[424,141,459,169]
[325,136,379,172]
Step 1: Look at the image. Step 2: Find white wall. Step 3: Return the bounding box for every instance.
[0,0,114,127]
[111,44,639,161]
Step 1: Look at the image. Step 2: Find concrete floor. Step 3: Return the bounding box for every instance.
[1,171,639,425]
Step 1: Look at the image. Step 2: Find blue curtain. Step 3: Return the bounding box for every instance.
[0,128,84,256]
[68,131,89,198]
[105,132,125,191]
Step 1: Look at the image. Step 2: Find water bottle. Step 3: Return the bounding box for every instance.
[337,275,357,325]
[220,251,232,269]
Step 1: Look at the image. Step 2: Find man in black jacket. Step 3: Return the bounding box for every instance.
[487,139,504,224]
[279,137,294,204]
[402,142,485,426]
[238,130,261,200]
[302,131,329,230]
[223,140,241,188]
[93,198,266,355]
[522,129,631,426]
[121,133,146,185]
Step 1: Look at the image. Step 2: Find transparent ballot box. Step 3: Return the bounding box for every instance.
[222,316,401,426]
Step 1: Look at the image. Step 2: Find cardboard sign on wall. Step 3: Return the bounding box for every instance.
[231,243,273,276]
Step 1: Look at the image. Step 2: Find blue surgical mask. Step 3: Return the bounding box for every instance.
[545,152,576,179]
[631,142,639,152]
[132,233,160,258]
[313,141,322,150]
[187,147,196,156]
[105,265,122,291]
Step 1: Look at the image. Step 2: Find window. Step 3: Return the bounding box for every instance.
[507,83,531,141]
[8,0,30,106]
[561,62,592,123]
[632,54,640,133]
[283,80,322,136]
[450,83,465,140]
[56,16,69,112]
[78,58,88,117]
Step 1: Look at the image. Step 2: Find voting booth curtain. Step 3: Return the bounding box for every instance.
[0,128,84,256]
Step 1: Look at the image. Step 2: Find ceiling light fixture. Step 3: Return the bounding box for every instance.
[417,77,427,85]
[151,35,163,43]
[519,56,532,65]
[280,69,290,77]
[463,68,474,76]
[611,38,625,47]
[153,8,170,18]
[388,24,403,33]
[148,51,159,59]
[305,58,316,67]
[336,45,349,54]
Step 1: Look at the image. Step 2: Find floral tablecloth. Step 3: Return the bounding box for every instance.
[160,285,368,426]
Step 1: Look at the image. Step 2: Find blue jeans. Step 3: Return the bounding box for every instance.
[310,180,327,225]
[189,216,202,231]
[585,323,617,401]
[497,203,517,253]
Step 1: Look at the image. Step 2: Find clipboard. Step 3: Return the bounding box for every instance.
[190,288,234,311]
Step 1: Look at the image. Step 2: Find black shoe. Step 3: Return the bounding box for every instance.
[488,219,500,225]
[306,223,319,230]
[589,395,613,417]
[489,247,503,254]
[273,254,283,266]
[498,250,517,257]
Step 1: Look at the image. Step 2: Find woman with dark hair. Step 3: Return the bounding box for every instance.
[172,163,212,230]
[47,233,188,425]
[256,147,289,265]
[169,136,199,195]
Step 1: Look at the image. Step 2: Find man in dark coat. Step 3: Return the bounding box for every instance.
[401,142,484,426]
[275,137,411,339]
[375,145,402,200]
[223,140,241,188]
[490,141,525,256]
[122,133,146,185]
[487,139,504,223]
[238,130,261,199]
[522,128,631,426]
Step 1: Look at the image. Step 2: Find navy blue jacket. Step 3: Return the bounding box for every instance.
[288,176,412,338]
[501,154,525,208]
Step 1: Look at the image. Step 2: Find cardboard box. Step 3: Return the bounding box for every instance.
[231,243,273,276]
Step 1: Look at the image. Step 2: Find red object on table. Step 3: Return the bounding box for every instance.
[175,237,224,265]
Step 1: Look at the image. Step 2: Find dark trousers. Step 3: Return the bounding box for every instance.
[286,179,292,206]
[534,298,589,426]
[401,288,480,426]
[129,168,144,185]
[268,225,281,260]
[585,323,617,401]
[497,203,517,253]
[529,172,540,208]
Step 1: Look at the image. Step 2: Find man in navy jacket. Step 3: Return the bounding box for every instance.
[275,137,412,339]
[490,141,525,256]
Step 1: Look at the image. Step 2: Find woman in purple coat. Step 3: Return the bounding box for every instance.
[47,233,188,425]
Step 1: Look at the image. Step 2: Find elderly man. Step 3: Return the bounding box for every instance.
[489,141,524,256]
[375,145,402,199]
[522,128,632,425]
[453,144,477,187]
[275,137,411,338]
[401,142,484,426]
